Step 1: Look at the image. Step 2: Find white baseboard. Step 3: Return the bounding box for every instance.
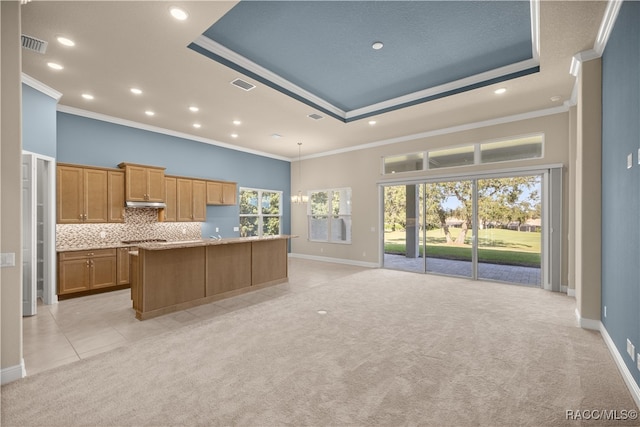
[1,359,25,385]
[567,288,576,297]
[288,252,379,268]
[600,324,640,410]
[574,308,600,330]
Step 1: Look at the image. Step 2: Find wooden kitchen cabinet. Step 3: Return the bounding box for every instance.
[108,170,125,223]
[118,163,166,202]
[57,165,110,224]
[58,248,117,296]
[161,176,177,222]
[177,178,206,221]
[206,180,237,205]
[117,247,131,285]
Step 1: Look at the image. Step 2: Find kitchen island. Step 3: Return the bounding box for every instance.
[131,235,294,320]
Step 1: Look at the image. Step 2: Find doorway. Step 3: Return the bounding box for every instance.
[382,172,553,288]
[22,151,56,316]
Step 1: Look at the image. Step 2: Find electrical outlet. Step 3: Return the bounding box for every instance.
[604,306,607,318]
[637,354,640,372]
[215,227,219,233]
[233,226,239,232]
[627,339,635,360]
[627,153,633,169]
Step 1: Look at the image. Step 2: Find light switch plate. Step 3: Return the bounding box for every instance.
[233,227,239,232]
[0,253,16,268]
[627,153,633,169]
[638,148,640,165]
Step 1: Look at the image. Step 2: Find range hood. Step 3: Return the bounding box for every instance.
[126,201,167,209]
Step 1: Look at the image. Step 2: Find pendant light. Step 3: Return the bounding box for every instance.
[291,142,308,204]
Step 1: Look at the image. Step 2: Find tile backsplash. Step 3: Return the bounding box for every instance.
[56,208,201,249]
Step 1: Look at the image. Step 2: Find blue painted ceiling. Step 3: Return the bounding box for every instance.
[191,1,536,122]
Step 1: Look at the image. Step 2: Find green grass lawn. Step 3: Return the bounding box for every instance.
[385,228,541,268]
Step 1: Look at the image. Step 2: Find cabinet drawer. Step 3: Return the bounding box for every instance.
[59,248,117,260]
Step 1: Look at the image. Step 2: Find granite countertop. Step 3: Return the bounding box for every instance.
[136,235,296,251]
[57,235,296,253]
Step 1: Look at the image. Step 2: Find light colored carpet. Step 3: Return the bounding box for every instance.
[2,266,638,426]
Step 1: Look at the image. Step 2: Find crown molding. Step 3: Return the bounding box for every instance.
[56,105,291,162]
[21,73,62,101]
[594,0,624,56]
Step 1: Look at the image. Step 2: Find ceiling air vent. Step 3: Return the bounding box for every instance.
[21,34,48,54]
[307,113,324,120]
[230,78,256,91]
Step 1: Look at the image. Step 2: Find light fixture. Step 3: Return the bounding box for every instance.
[81,93,94,100]
[231,133,238,138]
[47,62,63,70]
[368,120,377,125]
[189,106,199,112]
[170,7,188,20]
[233,120,242,126]
[494,87,507,95]
[291,142,308,204]
[550,95,561,102]
[193,123,201,129]
[372,41,384,50]
[56,36,75,47]
[130,88,142,95]
[145,110,155,116]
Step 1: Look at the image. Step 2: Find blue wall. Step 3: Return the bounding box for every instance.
[601,0,640,386]
[22,83,57,158]
[57,112,291,238]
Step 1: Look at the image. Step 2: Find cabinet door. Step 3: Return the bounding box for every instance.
[177,178,194,221]
[57,166,84,223]
[162,177,177,222]
[147,168,166,202]
[116,247,130,285]
[108,171,125,223]
[192,180,207,221]
[126,165,148,201]
[91,255,117,289]
[222,182,237,205]
[84,169,109,223]
[206,181,223,205]
[58,258,91,294]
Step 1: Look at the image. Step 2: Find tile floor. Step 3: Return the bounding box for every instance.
[22,258,368,376]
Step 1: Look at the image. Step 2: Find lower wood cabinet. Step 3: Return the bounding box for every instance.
[58,248,119,296]
[117,247,131,285]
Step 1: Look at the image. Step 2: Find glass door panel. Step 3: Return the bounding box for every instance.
[383,184,425,273]
[424,181,473,278]
[476,176,541,286]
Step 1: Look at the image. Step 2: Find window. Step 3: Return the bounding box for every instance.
[382,133,544,175]
[308,188,352,243]
[239,188,282,237]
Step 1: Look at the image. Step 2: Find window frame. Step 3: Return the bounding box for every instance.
[307,187,352,244]
[238,187,283,237]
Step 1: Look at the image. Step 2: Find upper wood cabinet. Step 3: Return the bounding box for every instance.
[177,178,206,221]
[57,165,113,224]
[206,181,237,205]
[118,163,166,202]
[107,171,125,223]
[161,176,177,222]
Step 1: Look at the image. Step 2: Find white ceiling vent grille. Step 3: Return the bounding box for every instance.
[230,78,256,91]
[307,113,324,120]
[21,34,48,54]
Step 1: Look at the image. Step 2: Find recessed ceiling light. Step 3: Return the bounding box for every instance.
[81,93,94,100]
[494,87,507,95]
[130,88,142,95]
[368,120,377,125]
[550,95,561,102]
[233,120,242,126]
[189,106,199,112]
[47,62,63,70]
[231,133,238,138]
[56,36,75,47]
[317,310,328,315]
[145,110,155,116]
[372,41,384,50]
[170,7,188,21]
[193,123,201,129]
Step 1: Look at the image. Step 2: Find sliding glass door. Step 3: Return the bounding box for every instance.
[383,174,543,287]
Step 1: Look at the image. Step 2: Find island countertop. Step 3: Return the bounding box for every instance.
[135,234,296,250]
